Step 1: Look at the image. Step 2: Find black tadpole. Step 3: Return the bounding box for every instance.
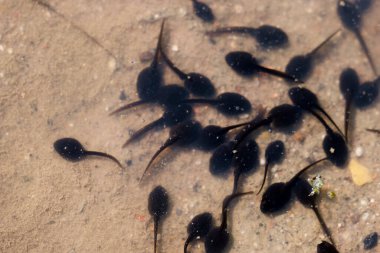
[289,87,344,137]
[257,140,286,195]
[225,51,302,83]
[293,178,336,247]
[148,186,169,253]
[182,92,252,116]
[317,240,340,253]
[136,19,166,102]
[285,29,340,82]
[339,68,360,141]
[232,139,260,194]
[160,45,216,98]
[206,25,288,49]
[191,0,215,23]
[204,191,253,253]
[122,104,193,147]
[110,84,190,115]
[337,0,378,76]
[140,120,202,183]
[260,157,328,214]
[184,212,214,253]
[53,138,124,169]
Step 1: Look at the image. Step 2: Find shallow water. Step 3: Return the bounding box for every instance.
[0,0,379,252]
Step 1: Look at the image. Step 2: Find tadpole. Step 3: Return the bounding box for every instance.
[54,137,123,169]
[260,157,327,214]
[225,51,301,83]
[206,25,288,49]
[148,185,169,253]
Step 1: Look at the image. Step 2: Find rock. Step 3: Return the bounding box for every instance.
[363,232,378,250]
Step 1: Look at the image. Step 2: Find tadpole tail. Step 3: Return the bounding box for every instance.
[312,206,336,247]
[343,98,353,142]
[109,100,147,116]
[308,29,340,57]
[205,27,257,37]
[221,191,253,230]
[139,136,179,184]
[366,128,380,134]
[232,169,241,194]
[309,109,334,135]
[314,105,345,137]
[153,217,159,253]
[257,162,270,195]
[233,113,270,148]
[152,19,166,68]
[353,28,378,76]
[183,234,196,253]
[289,157,328,185]
[122,118,164,147]
[160,43,187,80]
[85,151,124,170]
[222,121,251,133]
[256,64,304,84]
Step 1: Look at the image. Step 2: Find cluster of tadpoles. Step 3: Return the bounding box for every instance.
[52,0,380,252]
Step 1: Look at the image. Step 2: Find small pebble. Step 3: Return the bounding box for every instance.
[363,232,378,250]
[355,146,364,157]
[119,90,127,100]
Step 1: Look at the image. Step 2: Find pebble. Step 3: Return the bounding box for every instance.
[363,232,378,250]
[355,146,364,157]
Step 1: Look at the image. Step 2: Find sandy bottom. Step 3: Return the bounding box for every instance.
[0,0,379,252]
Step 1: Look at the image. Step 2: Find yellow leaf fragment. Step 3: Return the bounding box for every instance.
[348,159,373,186]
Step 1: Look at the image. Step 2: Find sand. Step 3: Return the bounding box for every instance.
[0,0,379,252]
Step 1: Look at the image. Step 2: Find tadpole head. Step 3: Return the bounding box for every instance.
[265,140,286,165]
[197,125,226,151]
[285,55,313,83]
[209,142,234,176]
[354,79,379,108]
[293,177,316,208]
[192,0,215,23]
[317,240,339,253]
[225,51,258,76]
[339,68,360,100]
[268,104,303,131]
[54,138,86,162]
[184,73,216,98]
[233,139,260,174]
[187,212,214,238]
[204,227,230,253]
[137,66,163,101]
[157,84,190,108]
[260,182,292,214]
[170,120,202,146]
[162,104,193,126]
[216,92,252,116]
[337,0,361,31]
[148,185,169,220]
[288,87,319,110]
[255,25,289,49]
[323,131,349,168]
